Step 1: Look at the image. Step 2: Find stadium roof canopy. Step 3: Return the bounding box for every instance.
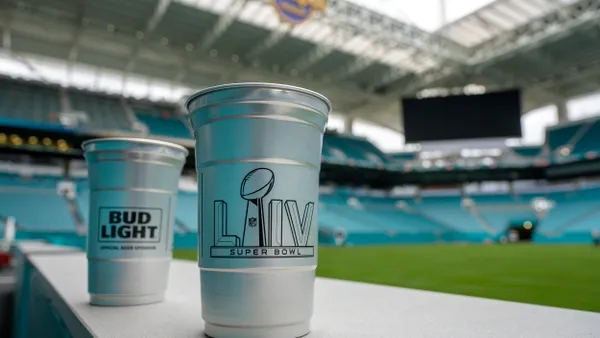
[0,0,599,132]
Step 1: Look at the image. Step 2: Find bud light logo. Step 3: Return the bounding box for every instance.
[98,208,162,243]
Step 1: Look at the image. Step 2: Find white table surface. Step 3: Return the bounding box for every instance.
[29,253,600,338]
[15,241,82,256]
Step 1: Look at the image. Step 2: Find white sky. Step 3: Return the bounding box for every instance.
[347,0,496,31]
[521,105,558,145]
[568,91,600,121]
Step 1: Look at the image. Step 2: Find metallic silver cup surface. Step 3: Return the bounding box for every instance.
[186,83,330,338]
[82,137,188,306]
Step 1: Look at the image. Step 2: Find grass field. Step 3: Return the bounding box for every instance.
[174,244,600,313]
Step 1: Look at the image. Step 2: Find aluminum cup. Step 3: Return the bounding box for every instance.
[186,83,331,338]
[82,137,188,306]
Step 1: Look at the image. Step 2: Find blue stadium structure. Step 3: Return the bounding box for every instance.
[1,79,600,248]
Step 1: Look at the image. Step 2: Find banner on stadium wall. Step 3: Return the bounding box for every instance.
[271,0,327,25]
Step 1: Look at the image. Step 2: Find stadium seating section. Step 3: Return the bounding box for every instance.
[0,174,75,231]
[1,79,600,247]
[546,118,600,161]
[0,171,599,247]
[0,79,61,125]
[1,79,600,170]
[70,91,131,131]
[132,103,193,139]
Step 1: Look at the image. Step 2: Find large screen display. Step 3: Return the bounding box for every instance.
[401,89,522,143]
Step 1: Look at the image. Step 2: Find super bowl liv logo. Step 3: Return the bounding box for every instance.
[210,168,315,258]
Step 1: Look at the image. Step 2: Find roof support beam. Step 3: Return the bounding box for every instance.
[327,0,470,63]
[198,0,248,52]
[372,0,600,99]
[125,0,173,72]
[245,25,291,61]
[472,0,600,65]
[2,29,10,50]
[288,29,351,72]
[68,19,85,65]
[146,0,172,33]
[0,11,14,50]
[330,57,377,81]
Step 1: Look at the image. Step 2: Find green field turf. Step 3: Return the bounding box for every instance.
[174,244,600,313]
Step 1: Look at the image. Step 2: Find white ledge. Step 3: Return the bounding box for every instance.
[19,246,600,338]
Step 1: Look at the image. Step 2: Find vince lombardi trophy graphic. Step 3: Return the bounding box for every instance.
[240,168,275,247]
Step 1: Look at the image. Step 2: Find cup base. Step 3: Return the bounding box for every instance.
[204,321,309,338]
[89,292,164,306]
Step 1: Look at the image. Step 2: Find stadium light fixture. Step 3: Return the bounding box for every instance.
[28,136,39,145]
[10,135,22,146]
[0,133,6,144]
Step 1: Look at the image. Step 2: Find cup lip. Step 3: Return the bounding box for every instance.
[184,82,332,115]
[81,137,189,156]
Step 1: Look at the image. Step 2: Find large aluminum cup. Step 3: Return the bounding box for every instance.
[186,83,331,338]
[82,137,188,306]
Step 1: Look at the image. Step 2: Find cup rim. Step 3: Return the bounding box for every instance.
[81,137,189,155]
[184,82,332,115]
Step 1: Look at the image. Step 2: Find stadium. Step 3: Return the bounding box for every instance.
[0,0,600,336]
